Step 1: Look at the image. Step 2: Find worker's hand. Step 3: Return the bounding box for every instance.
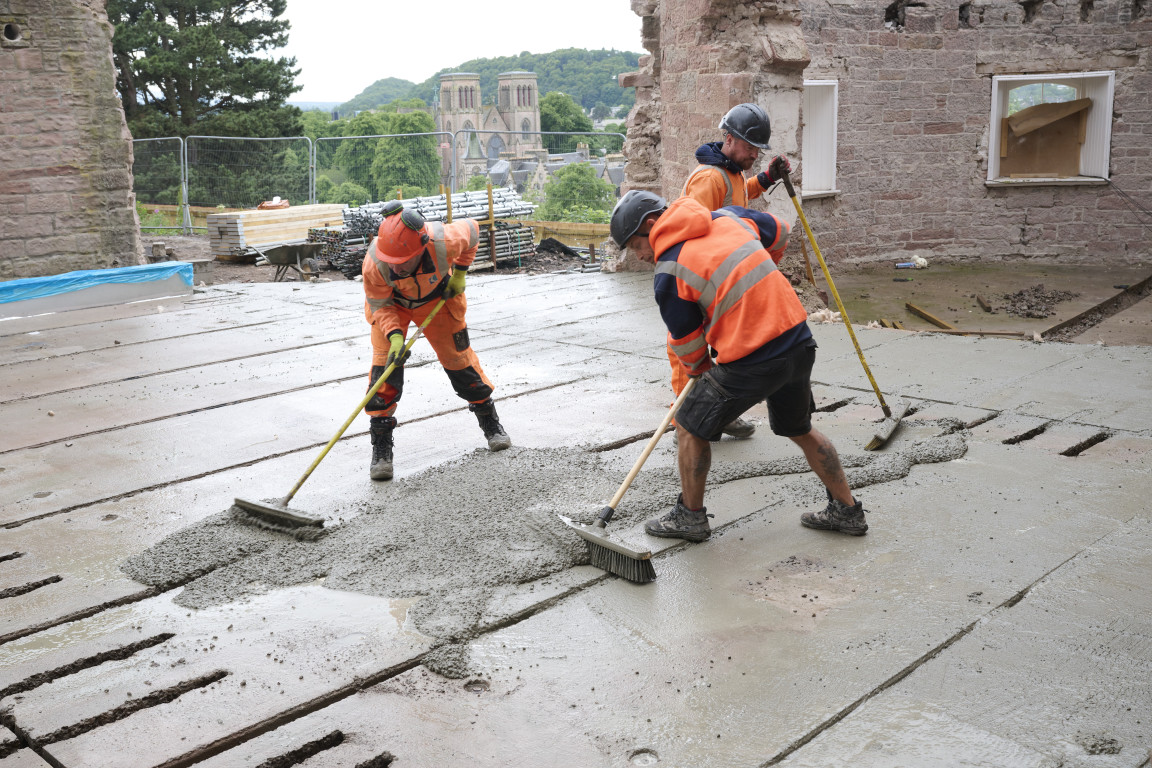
[686,358,712,377]
[385,331,409,370]
[758,156,792,188]
[443,266,467,299]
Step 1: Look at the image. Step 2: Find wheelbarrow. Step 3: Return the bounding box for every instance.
[254,242,324,282]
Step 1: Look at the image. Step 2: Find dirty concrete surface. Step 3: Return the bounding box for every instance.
[0,263,1150,767]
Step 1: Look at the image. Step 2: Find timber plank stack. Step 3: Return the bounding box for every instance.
[207,204,346,261]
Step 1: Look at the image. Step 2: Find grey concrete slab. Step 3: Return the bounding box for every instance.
[1,271,1149,768]
[1072,292,1152,346]
[776,517,1152,768]
[0,273,192,321]
[0,295,327,364]
[0,294,197,338]
[0,586,434,768]
[0,750,53,768]
[0,312,364,403]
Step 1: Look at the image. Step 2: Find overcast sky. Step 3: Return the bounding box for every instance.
[279,0,644,103]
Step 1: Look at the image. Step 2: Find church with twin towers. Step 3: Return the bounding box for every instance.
[434,71,545,187]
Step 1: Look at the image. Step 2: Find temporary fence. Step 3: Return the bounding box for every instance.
[131,137,187,232]
[133,128,626,234]
[185,135,314,219]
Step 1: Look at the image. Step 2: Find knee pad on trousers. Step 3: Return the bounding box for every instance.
[453,327,470,353]
[366,364,405,412]
[445,365,493,403]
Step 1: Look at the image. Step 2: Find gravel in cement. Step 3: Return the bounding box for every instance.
[122,434,967,642]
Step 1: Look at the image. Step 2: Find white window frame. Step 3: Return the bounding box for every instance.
[987,71,1114,186]
[801,80,839,199]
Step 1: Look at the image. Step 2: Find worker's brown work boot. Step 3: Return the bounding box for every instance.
[721,416,756,439]
[801,498,868,535]
[369,416,396,480]
[470,399,512,451]
[644,495,713,542]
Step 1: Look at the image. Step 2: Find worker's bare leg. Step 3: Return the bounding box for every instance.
[789,429,855,506]
[678,425,711,509]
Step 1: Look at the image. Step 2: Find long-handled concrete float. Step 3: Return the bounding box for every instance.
[233,298,448,533]
[779,168,908,450]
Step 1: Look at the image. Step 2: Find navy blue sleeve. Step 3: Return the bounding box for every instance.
[653,246,704,339]
[715,206,779,251]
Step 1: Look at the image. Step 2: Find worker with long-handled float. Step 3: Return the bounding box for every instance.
[609,188,873,539]
[361,201,511,480]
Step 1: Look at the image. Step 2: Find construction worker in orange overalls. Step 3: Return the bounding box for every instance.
[670,103,794,440]
[361,201,511,480]
[610,190,870,542]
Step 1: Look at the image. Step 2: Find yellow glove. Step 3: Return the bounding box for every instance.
[385,331,408,370]
[443,266,467,299]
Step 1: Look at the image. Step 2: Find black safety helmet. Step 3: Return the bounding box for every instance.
[610,190,668,248]
[719,103,772,149]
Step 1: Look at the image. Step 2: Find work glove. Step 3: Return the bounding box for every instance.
[385,330,409,371]
[443,266,467,299]
[757,155,792,188]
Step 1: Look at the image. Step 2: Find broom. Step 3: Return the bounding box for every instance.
[778,168,908,450]
[559,377,698,583]
[233,298,448,532]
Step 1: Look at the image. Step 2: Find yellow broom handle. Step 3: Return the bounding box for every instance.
[779,171,891,417]
[281,298,448,504]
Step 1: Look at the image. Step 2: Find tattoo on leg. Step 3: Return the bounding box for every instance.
[816,441,844,478]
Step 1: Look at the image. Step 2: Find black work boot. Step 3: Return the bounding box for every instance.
[369,416,396,481]
[644,495,713,542]
[469,399,512,451]
[801,497,868,536]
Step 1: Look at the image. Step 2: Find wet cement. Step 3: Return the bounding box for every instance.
[122,432,967,643]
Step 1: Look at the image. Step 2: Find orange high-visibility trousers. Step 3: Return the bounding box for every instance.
[364,294,494,418]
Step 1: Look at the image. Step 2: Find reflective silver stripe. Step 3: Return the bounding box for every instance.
[427,222,450,274]
[366,296,393,313]
[465,219,479,250]
[655,260,708,294]
[712,257,779,323]
[670,335,707,356]
[683,166,733,207]
[714,208,758,238]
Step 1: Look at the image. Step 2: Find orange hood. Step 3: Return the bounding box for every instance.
[649,196,714,257]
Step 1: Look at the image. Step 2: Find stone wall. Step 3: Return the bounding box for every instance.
[798,0,1151,265]
[0,0,142,281]
[618,0,810,271]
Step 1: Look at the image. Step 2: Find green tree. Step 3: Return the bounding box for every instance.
[540,92,594,152]
[591,102,611,121]
[538,163,615,222]
[370,112,441,200]
[109,0,302,139]
[465,174,491,191]
[332,111,389,196]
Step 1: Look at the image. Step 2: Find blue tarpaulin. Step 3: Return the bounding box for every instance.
[0,262,194,305]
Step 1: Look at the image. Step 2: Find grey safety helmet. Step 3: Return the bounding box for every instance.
[719,103,772,149]
[610,190,668,248]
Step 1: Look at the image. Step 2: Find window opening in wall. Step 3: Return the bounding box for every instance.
[959,2,972,26]
[1137,0,1148,18]
[1019,0,1045,21]
[1079,0,1094,21]
[522,118,531,139]
[988,71,1113,184]
[4,22,20,41]
[884,0,926,28]
[801,80,838,198]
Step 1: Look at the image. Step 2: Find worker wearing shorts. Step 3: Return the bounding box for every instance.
[609,190,870,542]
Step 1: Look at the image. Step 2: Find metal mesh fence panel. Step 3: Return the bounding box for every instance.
[185,136,313,211]
[451,131,626,224]
[315,132,452,207]
[132,137,185,232]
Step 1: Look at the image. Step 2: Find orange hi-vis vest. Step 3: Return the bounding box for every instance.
[651,198,806,375]
[363,218,479,333]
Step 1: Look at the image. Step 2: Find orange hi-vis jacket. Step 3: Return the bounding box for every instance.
[362,218,480,336]
[650,197,807,376]
[680,142,769,209]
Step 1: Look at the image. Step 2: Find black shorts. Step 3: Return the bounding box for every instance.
[676,341,818,441]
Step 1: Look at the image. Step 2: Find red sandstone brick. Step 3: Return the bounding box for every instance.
[923,122,964,135]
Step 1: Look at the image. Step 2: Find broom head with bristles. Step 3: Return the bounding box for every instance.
[558,515,656,583]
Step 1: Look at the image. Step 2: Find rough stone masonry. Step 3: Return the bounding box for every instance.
[620,0,1152,268]
[0,0,142,280]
